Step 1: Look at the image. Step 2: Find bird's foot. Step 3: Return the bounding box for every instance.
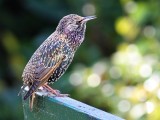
[43,84,69,97]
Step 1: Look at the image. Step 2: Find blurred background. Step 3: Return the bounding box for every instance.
[0,0,160,120]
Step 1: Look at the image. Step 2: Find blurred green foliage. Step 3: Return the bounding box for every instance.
[0,0,160,120]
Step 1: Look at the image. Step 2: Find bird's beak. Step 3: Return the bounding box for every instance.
[82,16,96,22]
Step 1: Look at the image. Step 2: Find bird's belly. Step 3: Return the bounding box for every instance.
[47,56,73,83]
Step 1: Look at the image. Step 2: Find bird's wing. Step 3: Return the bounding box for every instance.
[34,40,65,85]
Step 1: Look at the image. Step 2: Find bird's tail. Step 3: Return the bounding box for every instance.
[23,81,40,100]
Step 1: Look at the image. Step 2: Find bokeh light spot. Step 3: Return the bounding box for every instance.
[109,66,122,79]
[124,1,137,13]
[145,101,155,114]
[144,73,160,92]
[82,3,96,16]
[130,104,145,119]
[119,86,135,98]
[118,100,131,112]
[139,64,152,78]
[101,83,114,96]
[143,26,156,38]
[69,72,83,86]
[87,73,101,87]
[115,17,138,39]
[92,61,107,76]
[157,89,160,99]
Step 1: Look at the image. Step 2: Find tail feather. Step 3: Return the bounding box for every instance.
[23,81,40,100]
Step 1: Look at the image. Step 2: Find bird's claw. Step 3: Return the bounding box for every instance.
[50,89,69,97]
[42,84,69,97]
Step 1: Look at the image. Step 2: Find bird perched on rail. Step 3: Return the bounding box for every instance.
[20,14,96,110]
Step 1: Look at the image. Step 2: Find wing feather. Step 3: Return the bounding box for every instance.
[34,40,65,82]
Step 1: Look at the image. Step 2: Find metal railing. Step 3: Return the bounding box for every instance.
[22,89,124,120]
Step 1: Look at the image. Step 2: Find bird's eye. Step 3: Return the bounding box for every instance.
[76,20,82,25]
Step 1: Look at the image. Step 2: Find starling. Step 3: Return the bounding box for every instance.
[21,14,96,109]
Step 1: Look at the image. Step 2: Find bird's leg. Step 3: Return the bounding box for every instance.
[43,84,60,95]
[29,92,35,111]
[43,84,69,97]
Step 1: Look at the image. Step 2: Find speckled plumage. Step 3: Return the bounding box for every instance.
[21,14,96,109]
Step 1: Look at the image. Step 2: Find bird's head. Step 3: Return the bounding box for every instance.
[56,14,96,35]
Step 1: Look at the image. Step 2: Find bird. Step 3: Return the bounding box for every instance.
[20,14,96,110]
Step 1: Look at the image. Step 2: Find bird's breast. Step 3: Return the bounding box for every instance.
[47,43,74,83]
